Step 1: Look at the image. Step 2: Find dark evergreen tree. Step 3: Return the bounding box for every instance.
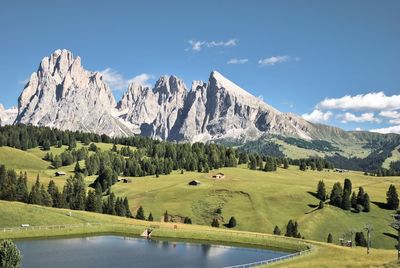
[136,206,145,220]
[148,213,154,221]
[387,184,399,210]
[74,161,81,173]
[299,160,306,171]
[330,182,343,207]
[363,193,370,212]
[28,176,42,205]
[283,158,289,169]
[343,178,352,194]
[40,184,53,207]
[15,172,28,202]
[351,191,357,209]
[357,187,365,206]
[0,239,22,268]
[164,210,169,222]
[318,200,324,209]
[123,197,132,218]
[273,226,281,235]
[227,216,237,228]
[327,233,333,243]
[85,190,97,212]
[355,232,367,247]
[341,190,351,210]
[316,180,326,201]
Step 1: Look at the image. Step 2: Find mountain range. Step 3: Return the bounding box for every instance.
[1,49,399,168]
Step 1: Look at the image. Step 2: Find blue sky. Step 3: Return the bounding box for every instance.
[1,0,400,133]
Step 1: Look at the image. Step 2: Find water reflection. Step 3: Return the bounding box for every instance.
[16,235,289,268]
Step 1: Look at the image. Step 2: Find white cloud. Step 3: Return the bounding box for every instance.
[227,58,248,64]
[379,110,400,118]
[187,39,238,51]
[354,127,363,131]
[370,125,400,134]
[99,68,154,91]
[258,55,291,66]
[302,110,333,123]
[317,92,400,111]
[389,118,400,124]
[340,112,381,123]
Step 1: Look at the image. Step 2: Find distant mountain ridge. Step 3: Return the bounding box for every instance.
[1,49,399,166]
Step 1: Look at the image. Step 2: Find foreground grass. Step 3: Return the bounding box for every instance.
[0,201,398,267]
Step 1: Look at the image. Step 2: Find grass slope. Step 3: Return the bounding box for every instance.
[111,167,400,249]
[0,201,397,268]
[1,144,400,250]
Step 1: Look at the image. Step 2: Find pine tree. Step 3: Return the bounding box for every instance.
[316,180,326,201]
[285,220,297,237]
[387,184,399,210]
[40,184,53,207]
[28,175,42,205]
[184,217,192,224]
[355,232,367,247]
[283,158,289,169]
[123,197,132,218]
[148,213,154,221]
[74,161,81,173]
[227,216,237,228]
[15,172,28,202]
[343,178,352,194]
[299,160,306,171]
[164,210,169,222]
[52,155,62,169]
[273,226,281,235]
[310,162,316,171]
[357,187,365,205]
[318,200,324,209]
[0,239,22,267]
[136,206,145,220]
[351,191,357,210]
[327,233,333,243]
[363,193,370,212]
[330,182,343,207]
[341,190,351,210]
[85,190,96,212]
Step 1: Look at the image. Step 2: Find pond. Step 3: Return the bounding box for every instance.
[16,235,290,268]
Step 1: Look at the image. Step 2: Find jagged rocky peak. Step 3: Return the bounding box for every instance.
[154,75,186,95]
[15,49,130,137]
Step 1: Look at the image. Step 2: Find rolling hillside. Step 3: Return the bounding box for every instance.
[1,143,400,250]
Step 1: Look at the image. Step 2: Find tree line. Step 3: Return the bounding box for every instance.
[0,164,133,218]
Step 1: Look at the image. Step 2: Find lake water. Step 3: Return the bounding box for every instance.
[16,235,289,268]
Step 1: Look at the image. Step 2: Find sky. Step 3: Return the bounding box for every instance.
[0,0,399,133]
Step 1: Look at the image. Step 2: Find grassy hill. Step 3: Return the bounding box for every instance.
[1,143,400,250]
[0,201,397,268]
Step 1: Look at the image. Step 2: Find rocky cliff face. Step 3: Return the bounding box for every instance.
[116,70,314,142]
[0,104,18,126]
[15,49,131,136]
[11,49,345,142]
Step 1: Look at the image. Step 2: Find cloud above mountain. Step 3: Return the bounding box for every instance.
[302,110,332,123]
[99,68,154,91]
[186,39,238,51]
[317,92,400,111]
[303,91,400,134]
[227,58,248,64]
